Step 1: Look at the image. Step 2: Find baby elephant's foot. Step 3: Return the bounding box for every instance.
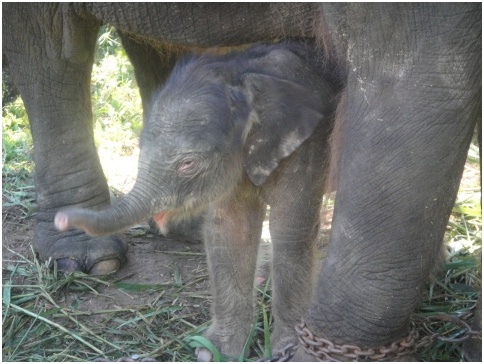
[270,323,299,359]
[35,219,127,275]
[196,322,252,361]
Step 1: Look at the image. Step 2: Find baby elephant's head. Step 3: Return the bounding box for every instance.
[137,61,253,225]
[55,45,334,236]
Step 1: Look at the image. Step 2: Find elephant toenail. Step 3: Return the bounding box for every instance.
[56,258,82,273]
[195,348,213,362]
[89,259,121,275]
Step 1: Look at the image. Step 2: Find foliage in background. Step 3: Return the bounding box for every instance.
[2,93,34,215]
[2,26,481,362]
[91,26,142,157]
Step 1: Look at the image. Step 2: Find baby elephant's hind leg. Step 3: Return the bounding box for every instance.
[269,197,322,355]
[266,147,327,355]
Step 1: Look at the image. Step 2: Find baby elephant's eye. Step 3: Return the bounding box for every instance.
[177,158,200,177]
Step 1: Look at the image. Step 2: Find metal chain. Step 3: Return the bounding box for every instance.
[291,312,482,362]
[295,319,418,362]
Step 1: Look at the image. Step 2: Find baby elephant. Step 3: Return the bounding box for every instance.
[55,42,339,360]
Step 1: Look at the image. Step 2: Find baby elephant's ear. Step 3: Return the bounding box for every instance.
[242,73,329,186]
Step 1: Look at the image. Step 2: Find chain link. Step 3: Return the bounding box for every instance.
[419,313,482,343]
[257,343,298,362]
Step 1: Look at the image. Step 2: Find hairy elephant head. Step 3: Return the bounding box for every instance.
[55,43,333,236]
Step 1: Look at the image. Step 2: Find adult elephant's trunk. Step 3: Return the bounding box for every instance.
[54,187,157,236]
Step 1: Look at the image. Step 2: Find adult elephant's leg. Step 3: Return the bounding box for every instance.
[3,3,127,274]
[117,32,185,113]
[294,4,480,360]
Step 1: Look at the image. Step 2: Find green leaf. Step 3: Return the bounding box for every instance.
[3,283,11,306]
[441,258,477,271]
[173,263,183,288]
[262,305,271,359]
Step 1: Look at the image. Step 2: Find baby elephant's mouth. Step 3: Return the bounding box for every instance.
[153,194,211,235]
[152,207,197,235]
[153,211,175,235]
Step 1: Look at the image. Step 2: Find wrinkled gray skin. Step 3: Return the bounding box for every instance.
[3,3,481,362]
[56,42,338,359]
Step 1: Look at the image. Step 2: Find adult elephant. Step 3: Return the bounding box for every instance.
[3,3,481,361]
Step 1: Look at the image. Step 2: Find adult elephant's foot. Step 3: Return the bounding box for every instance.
[34,218,127,275]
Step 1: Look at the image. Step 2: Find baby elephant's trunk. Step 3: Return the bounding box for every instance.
[54,189,153,236]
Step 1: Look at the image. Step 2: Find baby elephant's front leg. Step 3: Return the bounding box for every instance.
[200,190,266,360]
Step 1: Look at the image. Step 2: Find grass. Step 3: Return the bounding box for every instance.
[2,246,274,361]
[2,26,481,361]
[2,247,209,361]
[415,152,482,361]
